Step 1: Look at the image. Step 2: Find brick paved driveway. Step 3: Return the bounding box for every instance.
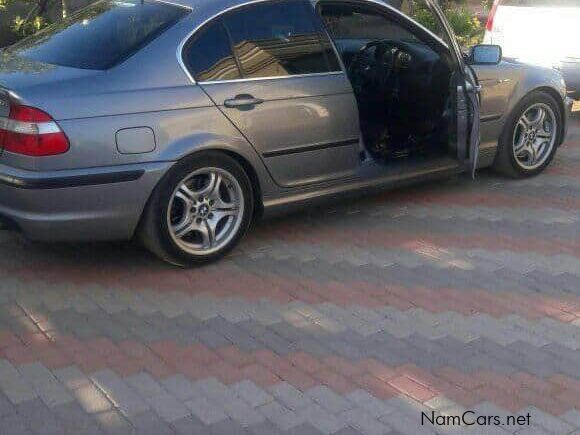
[0,115,578,435]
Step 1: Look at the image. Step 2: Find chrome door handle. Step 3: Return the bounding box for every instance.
[224,95,264,108]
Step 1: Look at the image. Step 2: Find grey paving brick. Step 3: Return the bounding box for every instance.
[285,423,326,435]
[36,380,74,408]
[269,382,314,412]
[208,418,249,435]
[126,372,166,398]
[339,408,391,435]
[223,397,266,427]
[193,377,237,403]
[94,410,136,435]
[53,402,96,433]
[185,397,228,425]
[0,412,33,435]
[74,384,113,414]
[346,390,394,419]
[299,403,347,434]
[561,410,580,427]
[171,415,207,435]
[16,398,63,435]
[161,374,199,402]
[0,359,19,381]
[53,365,90,390]
[231,380,274,408]
[247,420,285,435]
[147,392,191,423]
[0,375,37,404]
[0,391,15,418]
[306,386,353,415]
[130,411,175,435]
[520,408,574,435]
[258,401,304,431]
[91,370,150,418]
[18,362,56,388]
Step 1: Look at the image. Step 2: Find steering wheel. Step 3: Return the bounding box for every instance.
[348,40,401,94]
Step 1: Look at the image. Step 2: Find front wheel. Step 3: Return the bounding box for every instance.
[139,152,253,266]
[493,91,562,178]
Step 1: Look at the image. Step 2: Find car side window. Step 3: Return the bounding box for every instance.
[184,19,242,82]
[321,6,419,42]
[223,0,340,79]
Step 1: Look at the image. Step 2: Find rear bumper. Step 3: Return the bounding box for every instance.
[0,161,172,241]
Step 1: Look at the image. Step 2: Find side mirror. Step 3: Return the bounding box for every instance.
[468,44,502,65]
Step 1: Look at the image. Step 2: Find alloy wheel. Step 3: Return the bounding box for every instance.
[167,167,244,256]
[512,103,557,171]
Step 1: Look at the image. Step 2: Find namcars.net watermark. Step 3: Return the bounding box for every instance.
[422,411,531,428]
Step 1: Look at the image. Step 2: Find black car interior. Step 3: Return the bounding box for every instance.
[319,3,455,163]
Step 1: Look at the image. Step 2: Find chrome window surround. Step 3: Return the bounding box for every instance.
[197,71,345,86]
[176,0,452,85]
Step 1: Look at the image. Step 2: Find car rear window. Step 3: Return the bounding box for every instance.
[500,0,579,6]
[8,0,189,70]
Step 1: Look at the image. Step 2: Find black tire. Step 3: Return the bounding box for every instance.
[493,90,562,178]
[139,151,254,266]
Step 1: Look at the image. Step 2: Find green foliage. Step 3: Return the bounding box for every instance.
[13,14,48,37]
[411,1,483,48]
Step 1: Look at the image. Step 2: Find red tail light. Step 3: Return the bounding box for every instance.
[486,0,502,32]
[0,102,69,156]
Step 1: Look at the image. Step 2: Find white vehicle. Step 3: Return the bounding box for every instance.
[484,0,580,98]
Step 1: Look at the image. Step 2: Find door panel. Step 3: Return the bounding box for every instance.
[200,73,360,187]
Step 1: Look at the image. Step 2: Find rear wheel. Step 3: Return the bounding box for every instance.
[493,91,562,178]
[139,152,253,266]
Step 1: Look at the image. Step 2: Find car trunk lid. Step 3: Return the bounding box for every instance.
[0,51,96,95]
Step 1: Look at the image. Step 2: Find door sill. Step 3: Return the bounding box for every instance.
[262,156,460,216]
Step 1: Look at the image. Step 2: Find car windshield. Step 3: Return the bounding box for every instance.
[8,0,189,70]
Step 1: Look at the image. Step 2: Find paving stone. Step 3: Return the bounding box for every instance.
[0,376,37,404]
[126,372,166,398]
[36,380,74,408]
[346,390,395,419]
[185,397,228,425]
[147,392,190,423]
[269,382,314,412]
[247,420,285,435]
[74,384,113,414]
[0,359,20,381]
[232,379,274,408]
[54,365,90,390]
[520,407,574,435]
[258,401,304,431]
[91,370,150,418]
[339,408,391,435]
[94,410,136,435]
[16,398,64,435]
[18,362,56,388]
[223,397,266,426]
[298,402,347,434]
[171,415,207,435]
[0,412,33,435]
[130,411,175,435]
[53,402,96,433]
[208,417,249,435]
[159,374,197,401]
[306,386,354,415]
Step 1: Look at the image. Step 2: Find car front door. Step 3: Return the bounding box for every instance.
[423,0,482,177]
[184,0,360,188]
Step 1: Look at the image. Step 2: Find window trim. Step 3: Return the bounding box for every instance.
[177,0,346,84]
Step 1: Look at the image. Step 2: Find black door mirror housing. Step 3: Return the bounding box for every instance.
[468,44,502,65]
